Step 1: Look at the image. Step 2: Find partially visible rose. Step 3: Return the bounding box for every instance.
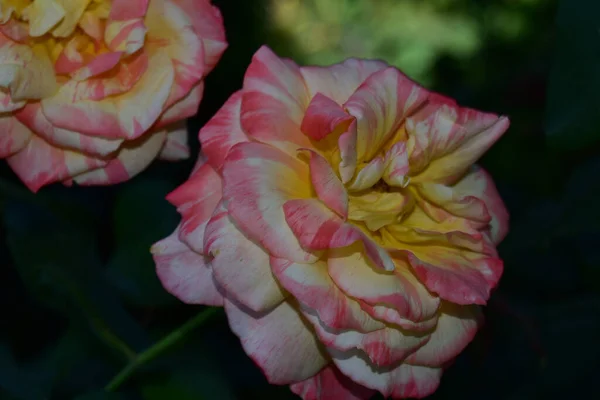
[152,46,509,399]
[0,0,226,192]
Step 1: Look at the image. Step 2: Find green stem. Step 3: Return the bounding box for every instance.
[104,307,218,392]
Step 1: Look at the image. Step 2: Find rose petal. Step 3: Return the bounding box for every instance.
[290,365,376,400]
[24,0,65,37]
[240,46,312,155]
[344,67,428,163]
[224,299,328,384]
[283,198,395,271]
[204,203,286,312]
[222,141,318,263]
[151,227,223,305]
[331,350,443,399]
[407,94,510,184]
[105,18,147,55]
[328,248,440,323]
[301,149,348,218]
[199,90,249,171]
[73,129,166,185]
[406,302,482,366]
[156,82,204,129]
[300,93,354,141]
[158,121,190,161]
[300,58,388,104]
[166,162,222,253]
[270,257,383,332]
[346,155,385,191]
[109,0,148,20]
[52,0,92,37]
[7,135,106,192]
[0,115,32,157]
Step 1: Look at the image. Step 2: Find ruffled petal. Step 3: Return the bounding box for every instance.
[222,141,318,263]
[328,248,440,324]
[166,162,222,254]
[344,67,428,163]
[283,198,395,271]
[300,93,354,141]
[224,299,328,384]
[300,58,388,104]
[240,46,312,155]
[270,258,383,332]
[204,202,286,313]
[151,228,223,305]
[198,90,249,171]
[332,350,443,399]
[301,149,348,218]
[290,365,376,400]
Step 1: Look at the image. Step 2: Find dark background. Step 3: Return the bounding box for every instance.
[2,0,600,399]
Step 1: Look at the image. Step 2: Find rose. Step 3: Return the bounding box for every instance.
[0,0,226,192]
[152,46,509,399]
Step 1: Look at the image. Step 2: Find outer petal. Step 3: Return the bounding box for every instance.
[452,166,509,245]
[224,299,328,385]
[406,302,482,366]
[0,115,32,157]
[301,149,348,218]
[305,312,429,367]
[401,245,503,305]
[344,67,429,163]
[156,82,204,128]
[73,129,166,185]
[240,46,312,155]
[331,350,443,399]
[222,141,318,263]
[6,135,105,192]
[158,121,190,161]
[41,51,174,140]
[166,162,222,254]
[283,198,395,271]
[407,94,510,184]
[204,202,286,313]
[300,58,388,104]
[151,228,223,305]
[300,93,354,141]
[290,365,376,400]
[328,248,440,324]
[198,90,249,171]
[270,258,383,332]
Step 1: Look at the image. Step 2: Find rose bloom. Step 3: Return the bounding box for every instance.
[0,0,226,192]
[152,46,509,399]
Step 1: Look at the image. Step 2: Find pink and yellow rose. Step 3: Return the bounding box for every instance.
[0,0,226,191]
[152,46,510,399]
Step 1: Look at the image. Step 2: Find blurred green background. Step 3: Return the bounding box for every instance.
[2,0,600,399]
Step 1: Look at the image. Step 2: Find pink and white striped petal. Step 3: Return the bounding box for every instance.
[198,91,249,171]
[224,299,328,385]
[346,155,385,191]
[73,129,166,186]
[304,312,429,368]
[270,257,383,332]
[109,0,148,20]
[222,141,318,263]
[204,203,286,313]
[105,18,147,55]
[344,68,429,163]
[452,166,509,245]
[156,82,204,129]
[406,302,482,366]
[283,198,395,271]
[41,51,174,140]
[290,365,376,400]
[382,141,410,187]
[0,115,32,157]
[240,46,312,155]
[17,104,123,157]
[328,250,440,322]
[407,94,510,184]
[300,93,354,141]
[301,149,348,218]
[166,162,222,254]
[151,228,223,306]
[7,135,106,192]
[402,246,503,305]
[300,58,388,105]
[158,121,190,161]
[331,350,443,399]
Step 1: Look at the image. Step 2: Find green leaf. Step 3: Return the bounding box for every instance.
[544,0,600,151]
[106,177,181,307]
